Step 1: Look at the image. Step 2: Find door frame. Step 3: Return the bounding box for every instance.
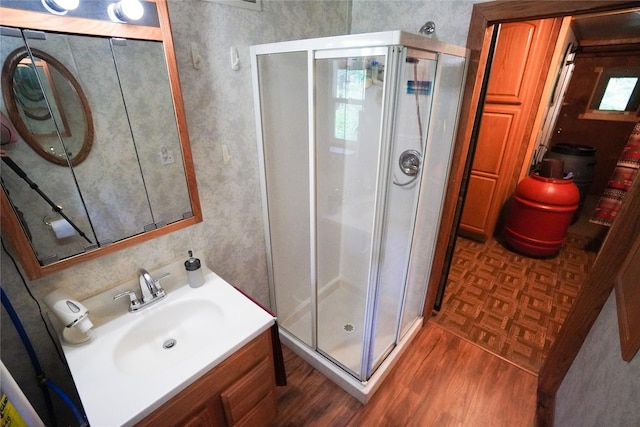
[423,1,640,425]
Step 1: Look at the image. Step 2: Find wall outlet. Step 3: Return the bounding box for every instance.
[191,42,202,70]
[160,147,175,165]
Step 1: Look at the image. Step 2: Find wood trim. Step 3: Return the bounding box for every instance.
[0,7,162,40]
[156,0,202,222]
[424,22,496,316]
[464,1,640,24]
[614,234,640,362]
[517,17,573,182]
[423,1,640,426]
[0,190,42,279]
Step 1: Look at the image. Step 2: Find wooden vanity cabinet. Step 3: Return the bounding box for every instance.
[136,328,278,427]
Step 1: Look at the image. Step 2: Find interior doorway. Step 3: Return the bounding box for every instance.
[429,6,640,374]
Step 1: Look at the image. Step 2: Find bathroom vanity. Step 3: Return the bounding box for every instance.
[137,329,277,427]
[60,261,278,427]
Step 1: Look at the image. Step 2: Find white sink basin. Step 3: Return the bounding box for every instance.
[61,264,274,427]
[113,298,224,377]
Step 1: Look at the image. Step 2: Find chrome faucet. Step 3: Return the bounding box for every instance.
[114,268,169,312]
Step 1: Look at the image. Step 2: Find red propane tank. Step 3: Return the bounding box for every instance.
[504,174,579,257]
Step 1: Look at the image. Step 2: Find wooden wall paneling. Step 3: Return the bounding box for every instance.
[549,53,638,196]
[615,234,640,362]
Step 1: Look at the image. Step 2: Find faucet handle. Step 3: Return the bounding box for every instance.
[155,272,170,283]
[114,290,141,311]
[152,272,170,293]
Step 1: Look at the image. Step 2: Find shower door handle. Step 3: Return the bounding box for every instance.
[399,150,422,176]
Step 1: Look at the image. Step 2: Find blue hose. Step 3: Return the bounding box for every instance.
[44,380,88,427]
[1,288,88,427]
[1,288,44,376]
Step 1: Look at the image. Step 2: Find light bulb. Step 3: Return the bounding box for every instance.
[121,0,144,20]
[42,0,79,15]
[109,0,144,22]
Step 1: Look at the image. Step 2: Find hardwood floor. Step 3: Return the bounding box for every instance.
[274,323,536,426]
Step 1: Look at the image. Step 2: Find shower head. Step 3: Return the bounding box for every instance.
[419,21,436,35]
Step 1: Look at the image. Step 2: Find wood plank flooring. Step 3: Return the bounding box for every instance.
[274,323,536,426]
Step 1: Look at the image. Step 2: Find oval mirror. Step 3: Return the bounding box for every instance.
[1,47,94,166]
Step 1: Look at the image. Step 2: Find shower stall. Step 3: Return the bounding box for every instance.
[251,32,468,402]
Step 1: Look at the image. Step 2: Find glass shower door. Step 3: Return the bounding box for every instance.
[257,51,313,346]
[315,49,388,378]
[370,49,438,375]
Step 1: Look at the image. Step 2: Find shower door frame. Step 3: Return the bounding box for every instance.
[312,45,400,382]
[251,31,469,386]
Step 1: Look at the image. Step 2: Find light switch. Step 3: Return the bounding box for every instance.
[230,46,239,71]
[222,144,231,164]
[160,147,175,165]
[191,42,202,70]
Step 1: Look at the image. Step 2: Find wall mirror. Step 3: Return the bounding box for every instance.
[0,0,202,279]
[2,45,94,166]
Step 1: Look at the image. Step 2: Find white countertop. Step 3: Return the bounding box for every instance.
[61,269,274,427]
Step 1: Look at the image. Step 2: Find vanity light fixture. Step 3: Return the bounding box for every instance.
[108,0,145,23]
[41,0,79,15]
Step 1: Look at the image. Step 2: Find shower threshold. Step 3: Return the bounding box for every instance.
[279,317,423,404]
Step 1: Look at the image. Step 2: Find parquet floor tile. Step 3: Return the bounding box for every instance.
[431,232,597,374]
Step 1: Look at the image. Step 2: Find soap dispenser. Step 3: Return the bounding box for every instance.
[185,250,204,288]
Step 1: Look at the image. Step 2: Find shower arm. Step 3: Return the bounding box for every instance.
[393,60,424,188]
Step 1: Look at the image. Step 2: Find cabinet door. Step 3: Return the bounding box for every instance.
[137,330,276,427]
[459,19,560,242]
[221,357,278,426]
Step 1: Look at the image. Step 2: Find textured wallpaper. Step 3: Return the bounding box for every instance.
[0,2,350,424]
[350,0,483,47]
[556,292,640,426]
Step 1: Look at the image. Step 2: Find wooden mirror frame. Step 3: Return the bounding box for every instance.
[2,47,95,166]
[0,0,202,280]
[421,1,640,426]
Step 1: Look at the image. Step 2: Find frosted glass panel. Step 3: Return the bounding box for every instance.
[401,53,467,338]
[257,52,312,346]
[371,53,437,372]
[315,55,385,376]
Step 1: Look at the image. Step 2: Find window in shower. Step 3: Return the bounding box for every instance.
[334,63,366,141]
[315,52,387,378]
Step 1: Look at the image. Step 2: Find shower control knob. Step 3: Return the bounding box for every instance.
[399,150,422,176]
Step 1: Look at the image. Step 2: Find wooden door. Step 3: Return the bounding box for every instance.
[459,19,561,242]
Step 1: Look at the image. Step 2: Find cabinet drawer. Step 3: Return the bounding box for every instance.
[221,357,276,426]
[232,390,278,427]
